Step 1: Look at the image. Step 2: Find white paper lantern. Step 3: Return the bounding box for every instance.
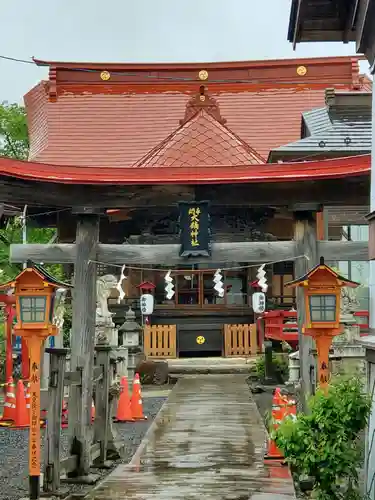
[252,292,266,314]
[140,293,154,315]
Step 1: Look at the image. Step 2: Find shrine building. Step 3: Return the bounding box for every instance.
[0,55,371,358]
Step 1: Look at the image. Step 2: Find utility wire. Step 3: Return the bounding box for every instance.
[0,55,35,65]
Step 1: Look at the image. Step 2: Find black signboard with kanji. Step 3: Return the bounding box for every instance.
[178,201,211,257]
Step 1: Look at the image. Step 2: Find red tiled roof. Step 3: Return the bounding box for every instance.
[24,56,367,168]
[134,109,264,168]
[359,74,373,92]
[0,154,369,185]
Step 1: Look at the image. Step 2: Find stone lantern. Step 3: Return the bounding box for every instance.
[118,307,143,381]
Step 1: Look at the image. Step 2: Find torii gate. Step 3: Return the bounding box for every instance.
[7,209,369,477]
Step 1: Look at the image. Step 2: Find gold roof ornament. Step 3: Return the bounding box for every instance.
[198,70,208,81]
[100,70,111,81]
[296,65,307,76]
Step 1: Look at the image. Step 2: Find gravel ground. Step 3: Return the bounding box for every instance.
[0,395,166,500]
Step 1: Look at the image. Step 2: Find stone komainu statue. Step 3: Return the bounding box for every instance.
[340,285,360,315]
[96,274,118,319]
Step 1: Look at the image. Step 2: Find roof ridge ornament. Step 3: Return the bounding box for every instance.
[48,66,57,102]
[180,86,226,126]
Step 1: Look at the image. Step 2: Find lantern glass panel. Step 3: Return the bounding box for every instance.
[309,294,336,322]
[20,295,47,323]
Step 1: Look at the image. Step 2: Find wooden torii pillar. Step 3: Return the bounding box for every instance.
[293,207,318,407]
[68,208,100,479]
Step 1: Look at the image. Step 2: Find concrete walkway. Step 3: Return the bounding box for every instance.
[87,375,296,499]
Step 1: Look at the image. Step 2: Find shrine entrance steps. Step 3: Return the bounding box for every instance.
[85,375,296,499]
[167,356,256,376]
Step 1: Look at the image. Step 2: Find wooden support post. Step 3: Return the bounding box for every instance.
[257,316,265,354]
[323,208,329,241]
[264,340,275,384]
[93,345,112,468]
[43,348,69,496]
[294,211,318,409]
[316,210,325,241]
[68,213,99,479]
[316,208,329,241]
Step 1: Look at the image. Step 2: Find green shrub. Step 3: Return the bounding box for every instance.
[255,352,289,381]
[275,376,371,499]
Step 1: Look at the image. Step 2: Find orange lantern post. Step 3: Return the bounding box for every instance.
[286,257,359,391]
[0,261,70,500]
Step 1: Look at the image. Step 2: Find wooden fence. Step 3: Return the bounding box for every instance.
[43,345,119,495]
[224,324,257,356]
[144,325,177,358]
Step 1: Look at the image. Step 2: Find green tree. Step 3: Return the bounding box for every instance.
[0,102,71,357]
[0,217,63,282]
[0,101,30,377]
[0,102,29,160]
[0,101,62,282]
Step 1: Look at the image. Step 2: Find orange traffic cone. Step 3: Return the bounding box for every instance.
[91,399,96,422]
[130,373,147,421]
[265,438,284,461]
[1,378,16,422]
[264,392,284,461]
[25,382,31,415]
[273,387,283,405]
[13,380,29,428]
[115,376,134,422]
[286,397,297,418]
[281,395,297,422]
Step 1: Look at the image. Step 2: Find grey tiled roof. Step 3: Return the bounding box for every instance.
[270,99,371,160]
[303,107,332,135]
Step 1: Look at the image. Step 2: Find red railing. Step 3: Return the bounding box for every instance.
[353,310,369,335]
[258,309,370,348]
[260,310,299,347]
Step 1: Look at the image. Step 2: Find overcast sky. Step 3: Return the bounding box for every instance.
[1,0,370,103]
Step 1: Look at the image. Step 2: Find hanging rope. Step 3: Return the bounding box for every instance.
[89,253,308,273]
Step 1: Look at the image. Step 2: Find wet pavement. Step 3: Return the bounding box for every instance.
[87,375,296,499]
